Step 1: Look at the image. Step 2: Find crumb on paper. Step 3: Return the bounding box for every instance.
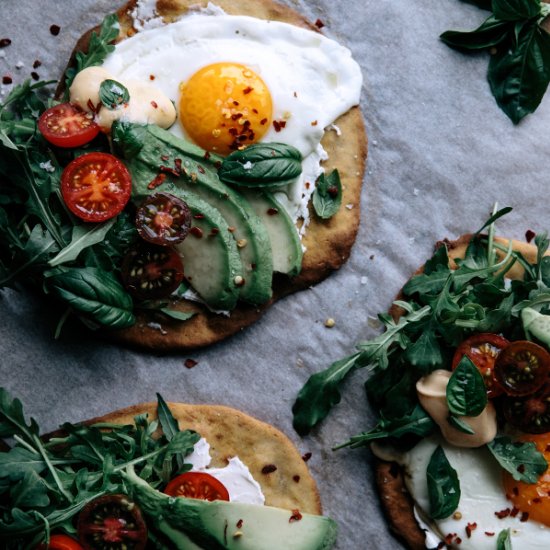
[360,276,368,285]
[413,188,419,196]
[346,203,354,210]
[324,317,335,328]
[296,357,305,368]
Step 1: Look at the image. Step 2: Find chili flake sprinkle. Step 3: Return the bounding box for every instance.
[49,24,61,36]
[184,359,198,369]
[147,173,166,190]
[190,227,204,238]
[465,523,477,538]
[315,18,325,29]
[0,38,11,48]
[273,120,287,132]
[526,229,536,243]
[302,452,312,462]
[236,519,244,529]
[2,75,12,85]
[261,464,277,474]
[289,509,303,523]
[31,72,40,81]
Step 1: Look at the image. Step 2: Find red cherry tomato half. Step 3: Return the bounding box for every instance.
[77,494,147,550]
[61,152,132,222]
[37,534,83,550]
[494,340,550,397]
[121,243,184,300]
[164,472,230,501]
[38,103,100,148]
[452,333,510,398]
[503,382,550,434]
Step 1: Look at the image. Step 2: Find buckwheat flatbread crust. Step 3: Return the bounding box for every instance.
[58,0,367,351]
[64,401,322,514]
[376,234,540,549]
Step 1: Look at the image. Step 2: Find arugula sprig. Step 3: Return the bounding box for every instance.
[441,0,550,123]
[0,388,199,547]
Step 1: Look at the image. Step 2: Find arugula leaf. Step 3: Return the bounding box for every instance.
[427,445,461,519]
[218,142,302,189]
[0,388,39,440]
[446,355,488,416]
[99,79,130,110]
[156,394,180,442]
[497,528,513,550]
[487,436,548,483]
[64,13,119,91]
[10,470,50,508]
[312,169,342,220]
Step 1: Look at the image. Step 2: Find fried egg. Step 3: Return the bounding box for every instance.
[97,9,362,224]
[399,436,550,549]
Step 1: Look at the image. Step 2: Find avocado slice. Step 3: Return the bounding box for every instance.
[241,191,303,277]
[124,466,337,550]
[113,122,273,306]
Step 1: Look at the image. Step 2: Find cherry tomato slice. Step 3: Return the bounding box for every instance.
[37,534,83,550]
[164,472,230,501]
[77,494,147,550]
[121,243,184,300]
[494,340,550,396]
[452,333,510,398]
[136,192,192,246]
[38,103,99,148]
[503,382,550,433]
[61,152,132,223]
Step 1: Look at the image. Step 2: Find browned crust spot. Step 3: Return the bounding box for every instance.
[47,401,322,514]
[378,234,541,549]
[57,0,367,351]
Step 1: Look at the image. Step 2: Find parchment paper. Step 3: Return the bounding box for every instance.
[2,1,548,548]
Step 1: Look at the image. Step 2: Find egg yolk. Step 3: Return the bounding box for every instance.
[178,62,273,155]
[503,432,550,526]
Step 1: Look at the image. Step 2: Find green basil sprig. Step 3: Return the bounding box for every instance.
[427,445,461,519]
[446,355,488,417]
[99,79,130,110]
[441,0,550,123]
[487,436,548,483]
[312,169,342,220]
[218,142,302,189]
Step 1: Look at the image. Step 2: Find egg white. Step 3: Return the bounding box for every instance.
[100,10,362,224]
[401,436,550,549]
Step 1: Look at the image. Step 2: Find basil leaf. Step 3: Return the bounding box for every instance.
[156,394,180,443]
[446,355,488,416]
[441,16,512,50]
[218,142,302,189]
[448,414,475,434]
[488,20,550,123]
[492,0,541,21]
[497,528,513,550]
[427,445,461,519]
[488,436,548,483]
[48,219,116,267]
[160,308,196,322]
[99,79,130,110]
[44,266,135,329]
[312,169,342,220]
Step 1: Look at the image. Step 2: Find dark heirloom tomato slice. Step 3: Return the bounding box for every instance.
[121,243,184,300]
[503,382,550,434]
[494,340,550,396]
[38,103,100,148]
[452,333,509,398]
[136,192,192,246]
[37,534,83,550]
[164,472,230,501]
[77,494,147,550]
[61,152,132,223]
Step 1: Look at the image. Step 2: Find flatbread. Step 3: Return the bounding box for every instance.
[58,0,367,351]
[63,401,322,514]
[376,234,539,549]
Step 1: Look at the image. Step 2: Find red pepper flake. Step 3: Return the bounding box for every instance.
[49,24,61,36]
[436,543,446,550]
[2,75,12,85]
[149,74,156,80]
[210,227,220,236]
[190,227,203,238]
[293,475,300,483]
[203,151,211,160]
[0,38,11,48]
[236,519,244,529]
[194,213,205,220]
[305,182,311,189]
[261,464,277,474]
[510,506,520,518]
[242,86,253,95]
[302,452,312,462]
[315,18,325,29]
[31,72,40,81]
[520,512,530,522]
[465,523,477,538]
[198,165,205,174]
[455,538,462,545]
[495,508,511,519]
[273,120,287,132]
[512,487,519,496]
[147,173,166,190]
[184,359,198,369]
[289,509,302,523]
[517,464,526,474]
[267,207,279,216]
[33,60,42,69]
[252,108,258,114]
[311,120,318,126]
[485,532,495,536]
[151,100,158,109]
[231,113,243,121]
[526,229,536,243]
[159,165,181,177]
[327,185,339,197]
[174,158,182,172]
